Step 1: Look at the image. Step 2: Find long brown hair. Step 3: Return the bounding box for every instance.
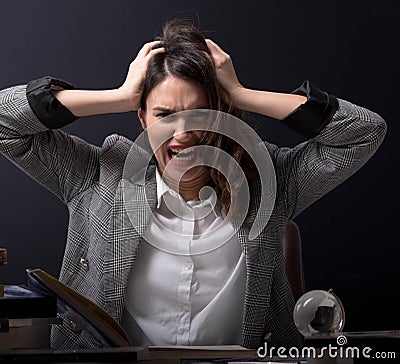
[140,19,257,215]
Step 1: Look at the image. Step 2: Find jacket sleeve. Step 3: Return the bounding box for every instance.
[0,78,101,203]
[273,82,387,220]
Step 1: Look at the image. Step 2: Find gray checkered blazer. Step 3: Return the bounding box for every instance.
[0,80,386,349]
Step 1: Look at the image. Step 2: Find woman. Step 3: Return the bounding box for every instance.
[0,19,386,349]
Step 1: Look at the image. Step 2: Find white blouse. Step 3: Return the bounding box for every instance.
[121,170,246,346]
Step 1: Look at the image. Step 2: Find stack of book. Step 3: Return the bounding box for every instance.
[0,284,59,350]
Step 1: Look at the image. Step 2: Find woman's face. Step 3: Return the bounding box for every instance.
[139,75,209,183]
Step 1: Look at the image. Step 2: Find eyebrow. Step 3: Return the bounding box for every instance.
[152,106,209,113]
[152,106,175,113]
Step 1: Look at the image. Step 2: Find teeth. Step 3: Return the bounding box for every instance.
[170,148,193,155]
[169,147,195,161]
[174,155,193,161]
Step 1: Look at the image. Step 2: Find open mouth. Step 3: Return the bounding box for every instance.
[167,146,196,163]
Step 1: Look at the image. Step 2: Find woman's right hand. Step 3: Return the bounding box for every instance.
[52,41,164,117]
[118,40,165,110]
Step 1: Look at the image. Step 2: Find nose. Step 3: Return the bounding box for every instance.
[173,117,192,141]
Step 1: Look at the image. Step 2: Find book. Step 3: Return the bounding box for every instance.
[0,284,59,351]
[26,268,132,347]
[0,284,57,319]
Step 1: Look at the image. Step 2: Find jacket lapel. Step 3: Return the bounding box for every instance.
[104,164,157,320]
[238,211,278,348]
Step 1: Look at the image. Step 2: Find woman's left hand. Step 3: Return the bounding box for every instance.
[206,39,243,97]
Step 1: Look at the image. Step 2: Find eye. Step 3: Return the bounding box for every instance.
[156,112,170,118]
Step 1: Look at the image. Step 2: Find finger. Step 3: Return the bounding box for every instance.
[205,39,217,53]
[138,40,163,56]
[205,39,231,68]
[205,40,220,62]
[144,46,165,61]
[205,39,227,56]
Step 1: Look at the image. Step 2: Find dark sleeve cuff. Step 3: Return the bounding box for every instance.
[281,80,339,138]
[26,76,78,129]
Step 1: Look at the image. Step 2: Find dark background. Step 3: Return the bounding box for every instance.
[0,0,399,332]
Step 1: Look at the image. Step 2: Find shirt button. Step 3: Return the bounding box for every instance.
[185,262,193,269]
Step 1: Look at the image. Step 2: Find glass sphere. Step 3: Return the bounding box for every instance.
[293,289,345,336]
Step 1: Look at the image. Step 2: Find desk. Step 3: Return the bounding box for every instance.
[0,332,398,363]
[0,346,280,364]
[0,347,142,363]
[0,346,259,364]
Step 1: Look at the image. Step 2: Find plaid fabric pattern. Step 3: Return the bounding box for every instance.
[0,85,386,349]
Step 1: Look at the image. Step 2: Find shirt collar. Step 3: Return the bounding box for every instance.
[155,168,219,217]
[156,168,174,208]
